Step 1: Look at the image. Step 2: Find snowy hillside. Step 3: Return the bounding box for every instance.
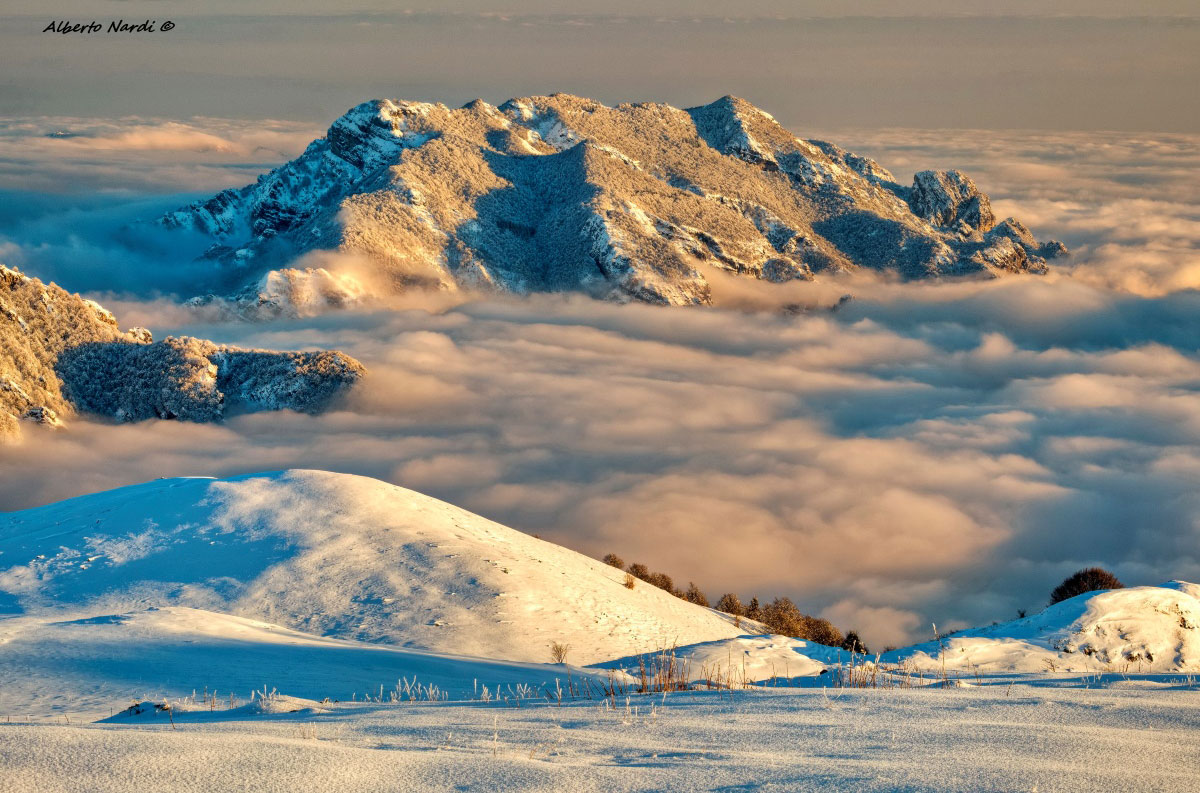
[0,605,613,716]
[158,95,1065,313]
[4,469,1198,726]
[0,470,746,666]
[888,581,1200,674]
[0,264,364,441]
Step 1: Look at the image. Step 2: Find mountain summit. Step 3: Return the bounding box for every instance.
[161,95,1066,311]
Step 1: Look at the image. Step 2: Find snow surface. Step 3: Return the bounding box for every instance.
[2,471,1200,790]
[3,686,1199,793]
[888,582,1200,675]
[599,634,843,686]
[0,605,616,718]
[4,469,1200,723]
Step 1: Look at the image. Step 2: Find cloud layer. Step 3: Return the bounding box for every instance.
[1,120,1198,648]
[4,283,1199,647]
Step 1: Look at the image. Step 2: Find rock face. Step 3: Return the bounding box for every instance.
[0,264,365,441]
[909,170,995,232]
[159,95,1066,312]
[57,337,365,424]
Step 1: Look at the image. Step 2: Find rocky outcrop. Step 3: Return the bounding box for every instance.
[908,170,995,233]
[1,264,365,441]
[159,94,1067,312]
[57,337,364,423]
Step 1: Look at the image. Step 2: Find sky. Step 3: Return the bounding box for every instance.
[1,2,1198,130]
[1,2,1199,647]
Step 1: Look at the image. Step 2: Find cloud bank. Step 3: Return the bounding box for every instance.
[4,283,1199,648]
[1,120,1198,648]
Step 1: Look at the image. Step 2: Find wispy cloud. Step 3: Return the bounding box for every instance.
[0,117,320,193]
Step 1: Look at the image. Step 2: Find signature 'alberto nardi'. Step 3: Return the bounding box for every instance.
[43,20,175,34]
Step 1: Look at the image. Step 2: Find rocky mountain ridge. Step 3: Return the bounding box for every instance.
[0,264,364,440]
[160,94,1066,313]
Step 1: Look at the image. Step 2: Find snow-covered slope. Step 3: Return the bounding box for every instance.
[5,470,1196,723]
[1,264,364,441]
[158,95,1065,313]
[888,582,1200,674]
[0,470,745,665]
[0,605,609,716]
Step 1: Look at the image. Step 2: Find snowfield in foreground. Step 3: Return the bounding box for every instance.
[3,686,1199,793]
[2,470,1200,790]
[2,470,1200,720]
[0,605,617,717]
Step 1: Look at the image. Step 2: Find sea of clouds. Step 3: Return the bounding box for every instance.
[0,116,1197,647]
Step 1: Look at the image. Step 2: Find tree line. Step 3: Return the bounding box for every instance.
[602,552,868,654]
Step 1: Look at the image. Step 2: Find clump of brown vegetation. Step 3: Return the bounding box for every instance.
[548,641,571,664]
[602,551,854,647]
[602,553,625,569]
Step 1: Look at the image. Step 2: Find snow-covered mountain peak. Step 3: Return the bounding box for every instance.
[157,95,1067,314]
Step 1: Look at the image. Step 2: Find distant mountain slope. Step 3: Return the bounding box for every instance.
[160,95,1065,313]
[0,470,746,664]
[0,264,364,440]
[887,581,1200,674]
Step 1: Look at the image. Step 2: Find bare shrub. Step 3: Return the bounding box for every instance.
[761,597,804,636]
[1049,567,1124,605]
[801,615,845,647]
[549,641,571,664]
[602,553,625,569]
[627,563,651,581]
[840,630,869,655]
[761,597,845,647]
[623,572,636,589]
